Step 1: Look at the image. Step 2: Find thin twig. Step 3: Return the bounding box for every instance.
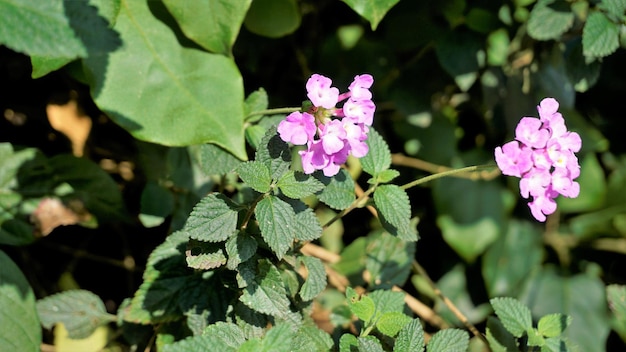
[392,154,501,181]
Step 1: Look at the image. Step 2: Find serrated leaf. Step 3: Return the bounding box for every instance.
[239,323,293,352]
[37,290,114,339]
[162,0,251,55]
[375,311,412,337]
[527,0,574,41]
[237,161,272,193]
[277,171,325,199]
[339,333,359,352]
[299,256,327,301]
[82,0,247,159]
[183,193,240,242]
[191,143,242,176]
[280,198,323,242]
[394,318,425,352]
[239,260,291,318]
[291,324,334,352]
[358,336,385,352]
[225,234,258,270]
[162,322,245,352]
[255,126,292,180]
[255,195,296,259]
[361,128,391,176]
[527,327,545,346]
[582,11,619,59]
[346,287,376,324]
[369,290,406,316]
[490,297,533,337]
[341,0,400,30]
[315,169,356,210]
[366,231,416,287]
[538,313,572,337]
[426,328,469,352]
[602,0,626,17]
[245,88,269,122]
[0,250,41,351]
[373,185,418,241]
[372,169,400,184]
[244,0,301,38]
[185,242,227,270]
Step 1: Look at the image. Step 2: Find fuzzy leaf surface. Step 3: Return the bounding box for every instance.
[582,11,619,59]
[346,287,376,324]
[255,195,296,259]
[255,126,291,179]
[426,328,469,352]
[315,169,356,210]
[237,161,272,193]
[490,297,533,337]
[183,193,239,242]
[277,171,325,199]
[394,318,425,352]
[239,260,291,318]
[373,185,417,241]
[360,128,391,176]
[375,311,412,337]
[299,256,327,301]
[538,313,572,337]
[527,0,574,41]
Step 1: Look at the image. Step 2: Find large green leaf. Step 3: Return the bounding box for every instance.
[426,328,469,352]
[342,0,400,30]
[239,260,292,319]
[182,193,240,242]
[82,0,247,159]
[314,169,356,210]
[163,0,251,55]
[527,0,574,41]
[490,297,533,338]
[0,250,40,352]
[244,0,301,38]
[255,195,296,259]
[0,0,85,59]
[582,11,620,60]
[394,318,425,352]
[37,290,114,339]
[519,267,611,351]
[299,256,327,301]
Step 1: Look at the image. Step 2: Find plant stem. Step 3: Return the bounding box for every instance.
[245,107,302,120]
[401,164,496,190]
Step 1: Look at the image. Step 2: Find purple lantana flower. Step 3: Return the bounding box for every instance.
[495,97,581,222]
[277,73,375,176]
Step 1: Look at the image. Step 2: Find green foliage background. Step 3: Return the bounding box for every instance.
[1,0,626,351]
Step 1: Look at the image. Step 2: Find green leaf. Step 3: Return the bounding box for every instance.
[490,297,533,337]
[239,260,291,319]
[183,193,240,242]
[394,318,425,352]
[162,322,245,352]
[0,1,85,59]
[299,256,327,301]
[346,287,376,324]
[527,0,574,41]
[527,327,545,346]
[538,313,572,337]
[426,328,469,352]
[541,337,570,352]
[234,302,268,339]
[163,0,251,55]
[361,128,391,177]
[602,0,626,17]
[185,241,227,270]
[436,216,499,264]
[37,290,114,339]
[485,316,518,352]
[291,201,323,241]
[83,0,247,159]
[487,28,510,66]
[0,250,41,352]
[582,11,620,59]
[255,126,292,180]
[339,334,359,352]
[244,0,301,38]
[365,231,415,287]
[375,311,412,337]
[358,336,385,352]
[341,0,401,30]
[225,234,258,270]
[435,31,483,91]
[291,324,334,352]
[519,268,611,351]
[369,290,406,316]
[255,195,296,259]
[244,88,269,121]
[466,8,500,34]
[373,185,418,241]
[315,169,356,210]
[607,284,626,341]
[333,238,367,285]
[277,171,325,199]
[237,161,272,193]
[482,220,544,297]
[139,181,174,228]
[371,169,400,184]
[190,143,242,176]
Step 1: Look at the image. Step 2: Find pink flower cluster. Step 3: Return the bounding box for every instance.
[277,74,375,176]
[495,98,582,222]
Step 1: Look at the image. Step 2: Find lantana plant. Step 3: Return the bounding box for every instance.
[494,98,582,221]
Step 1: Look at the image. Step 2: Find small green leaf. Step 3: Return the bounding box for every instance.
[190,143,242,176]
[183,193,240,242]
[185,241,227,270]
[358,336,385,352]
[346,287,376,324]
[291,324,333,352]
[339,333,359,352]
[394,318,425,352]
[255,126,292,180]
[371,169,400,184]
[315,169,356,210]
[375,311,412,337]
[361,128,391,176]
[527,0,574,41]
[583,11,620,59]
[490,297,533,338]
[277,171,325,199]
[244,0,301,38]
[162,322,245,352]
[299,256,327,301]
[438,215,499,263]
[225,234,258,270]
[239,260,292,319]
[37,290,114,339]
[244,88,270,121]
[373,185,418,241]
[527,327,545,346]
[426,328,469,352]
[602,0,626,17]
[341,0,401,30]
[255,195,296,259]
[0,250,41,351]
[237,161,272,193]
[162,0,251,55]
[538,313,572,337]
